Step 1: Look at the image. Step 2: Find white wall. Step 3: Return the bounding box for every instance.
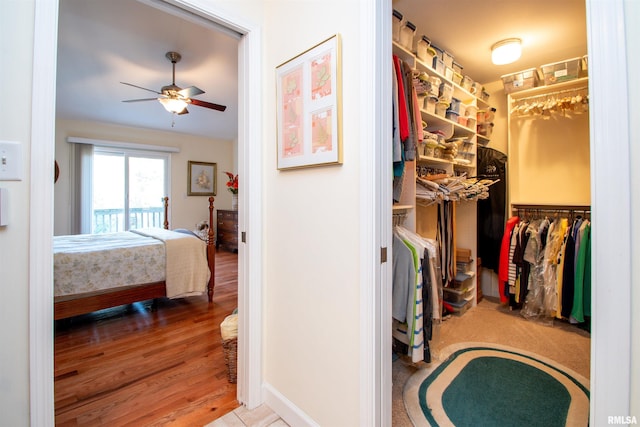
[624,0,640,418]
[5,0,639,425]
[0,1,35,424]
[54,119,235,235]
[261,2,363,425]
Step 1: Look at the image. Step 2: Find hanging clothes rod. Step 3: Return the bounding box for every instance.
[511,86,589,103]
[511,204,591,218]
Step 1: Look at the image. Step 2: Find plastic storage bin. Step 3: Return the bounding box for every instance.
[431,44,444,61]
[444,66,454,81]
[477,122,494,138]
[416,36,431,61]
[466,116,476,130]
[446,299,470,316]
[465,104,478,119]
[425,96,438,114]
[461,76,473,92]
[541,57,582,85]
[501,68,540,93]
[432,57,445,75]
[446,110,459,122]
[428,76,441,97]
[439,82,453,103]
[442,50,454,69]
[449,97,462,114]
[392,10,403,43]
[399,21,417,50]
[443,286,473,303]
[435,101,449,117]
[452,71,463,86]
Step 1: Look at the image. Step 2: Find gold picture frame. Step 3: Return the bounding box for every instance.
[187,161,217,196]
[276,34,343,170]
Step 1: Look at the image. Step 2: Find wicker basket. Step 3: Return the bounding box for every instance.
[222,337,238,383]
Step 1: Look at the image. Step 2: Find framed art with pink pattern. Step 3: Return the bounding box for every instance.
[276,34,343,170]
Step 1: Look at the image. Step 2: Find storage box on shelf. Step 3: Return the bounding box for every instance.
[392,9,403,43]
[501,68,541,93]
[540,57,583,85]
[444,247,475,317]
[445,298,471,316]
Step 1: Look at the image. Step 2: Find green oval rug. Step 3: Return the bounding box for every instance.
[403,343,590,426]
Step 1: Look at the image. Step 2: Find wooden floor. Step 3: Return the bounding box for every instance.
[54,250,240,426]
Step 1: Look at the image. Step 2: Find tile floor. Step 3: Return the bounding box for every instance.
[205,404,289,427]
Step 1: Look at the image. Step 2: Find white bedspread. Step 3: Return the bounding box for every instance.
[53,229,211,299]
[54,232,165,297]
[132,228,211,298]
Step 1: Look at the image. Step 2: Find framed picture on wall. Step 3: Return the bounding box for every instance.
[276,34,343,170]
[188,161,217,196]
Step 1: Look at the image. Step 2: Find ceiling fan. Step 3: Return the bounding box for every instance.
[121,51,226,115]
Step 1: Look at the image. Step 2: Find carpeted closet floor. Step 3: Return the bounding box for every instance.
[392,296,591,426]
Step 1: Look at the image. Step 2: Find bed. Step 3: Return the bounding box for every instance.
[53,197,217,320]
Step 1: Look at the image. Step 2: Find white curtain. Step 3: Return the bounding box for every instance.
[73,143,93,234]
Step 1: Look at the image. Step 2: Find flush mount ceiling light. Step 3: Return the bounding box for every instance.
[491,38,522,65]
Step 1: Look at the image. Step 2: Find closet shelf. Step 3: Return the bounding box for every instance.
[477,135,490,145]
[417,154,453,165]
[421,109,475,138]
[509,77,589,100]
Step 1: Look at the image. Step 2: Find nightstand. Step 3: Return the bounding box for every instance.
[216,209,238,252]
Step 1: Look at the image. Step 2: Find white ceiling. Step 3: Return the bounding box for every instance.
[56,0,587,141]
[56,0,239,140]
[392,0,588,85]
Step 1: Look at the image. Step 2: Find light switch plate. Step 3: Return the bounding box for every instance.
[0,141,23,181]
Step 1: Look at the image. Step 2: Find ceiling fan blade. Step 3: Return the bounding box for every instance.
[120,81,161,94]
[190,98,227,112]
[179,86,204,98]
[122,97,158,103]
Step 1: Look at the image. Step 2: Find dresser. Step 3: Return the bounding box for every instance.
[216,209,238,252]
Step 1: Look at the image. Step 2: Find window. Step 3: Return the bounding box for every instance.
[91,147,169,233]
[72,140,173,234]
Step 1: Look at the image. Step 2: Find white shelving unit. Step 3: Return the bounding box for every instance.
[392,40,495,310]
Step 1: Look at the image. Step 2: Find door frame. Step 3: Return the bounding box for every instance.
[366,0,632,425]
[29,0,264,422]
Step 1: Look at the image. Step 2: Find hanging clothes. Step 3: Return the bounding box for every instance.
[520,218,550,319]
[392,226,441,363]
[571,220,591,323]
[476,147,508,273]
[498,216,520,303]
[437,201,455,287]
[502,211,592,326]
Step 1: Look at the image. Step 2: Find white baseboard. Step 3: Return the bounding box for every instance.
[263,383,320,427]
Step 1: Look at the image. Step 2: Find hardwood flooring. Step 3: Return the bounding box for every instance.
[54,250,240,426]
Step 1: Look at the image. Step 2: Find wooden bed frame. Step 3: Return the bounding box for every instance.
[54,197,217,320]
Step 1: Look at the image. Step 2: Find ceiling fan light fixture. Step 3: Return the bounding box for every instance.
[491,38,522,65]
[159,97,188,114]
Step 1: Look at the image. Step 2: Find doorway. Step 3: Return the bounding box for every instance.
[30,0,264,422]
[375,0,633,425]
